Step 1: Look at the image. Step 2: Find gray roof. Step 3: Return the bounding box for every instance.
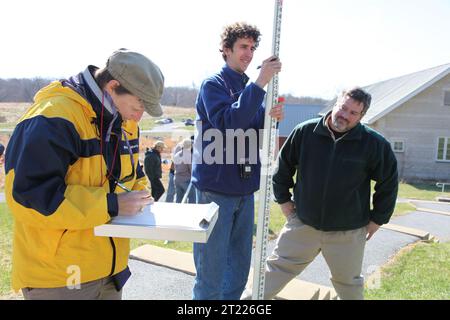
[319,63,450,124]
[278,104,323,137]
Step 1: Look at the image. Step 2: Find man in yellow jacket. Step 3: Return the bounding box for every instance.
[4,49,164,300]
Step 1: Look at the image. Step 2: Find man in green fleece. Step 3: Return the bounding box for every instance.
[250,87,398,300]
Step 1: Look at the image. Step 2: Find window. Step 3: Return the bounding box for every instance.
[437,137,450,161]
[391,139,405,153]
[444,91,450,106]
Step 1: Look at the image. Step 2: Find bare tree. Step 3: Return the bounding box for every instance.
[0,78,330,108]
[22,77,50,101]
[0,78,51,102]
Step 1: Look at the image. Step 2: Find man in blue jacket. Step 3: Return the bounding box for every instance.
[250,87,398,300]
[191,22,283,300]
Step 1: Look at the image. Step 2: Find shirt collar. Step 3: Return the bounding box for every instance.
[314,111,363,141]
[222,64,249,86]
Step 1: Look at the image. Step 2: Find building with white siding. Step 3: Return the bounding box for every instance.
[319,63,450,182]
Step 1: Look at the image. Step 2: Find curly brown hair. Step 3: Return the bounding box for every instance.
[220,22,261,61]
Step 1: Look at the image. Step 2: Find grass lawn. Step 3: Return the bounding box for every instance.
[393,202,416,217]
[365,242,450,300]
[371,181,450,201]
[397,182,450,201]
[130,239,193,253]
[0,203,13,296]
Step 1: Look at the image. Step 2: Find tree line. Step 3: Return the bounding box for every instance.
[0,78,329,107]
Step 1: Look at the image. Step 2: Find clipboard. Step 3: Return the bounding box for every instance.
[94,202,219,243]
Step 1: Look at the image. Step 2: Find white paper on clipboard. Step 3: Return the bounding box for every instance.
[94,202,219,243]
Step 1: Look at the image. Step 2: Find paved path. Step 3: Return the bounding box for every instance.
[124,259,194,300]
[122,224,424,298]
[123,200,450,299]
[409,200,450,215]
[121,229,421,299]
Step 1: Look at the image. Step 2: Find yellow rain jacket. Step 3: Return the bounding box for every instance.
[5,74,147,291]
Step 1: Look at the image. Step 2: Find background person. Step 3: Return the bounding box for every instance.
[165,160,176,203]
[0,143,4,167]
[144,141,166,201]
[173,138,195,203]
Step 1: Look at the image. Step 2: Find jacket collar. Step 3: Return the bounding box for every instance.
[314,111,363,141]
[61,66,123,139]
[221,64,249,86]
[82,66,116,115]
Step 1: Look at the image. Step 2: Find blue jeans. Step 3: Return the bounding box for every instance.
[193,190,254,300]
[165,172,175,202]
[175,180,196,203]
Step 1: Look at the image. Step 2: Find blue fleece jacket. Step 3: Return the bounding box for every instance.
[192,65,267,195]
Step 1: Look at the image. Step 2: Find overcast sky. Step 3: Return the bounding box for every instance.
[1,0,449,99]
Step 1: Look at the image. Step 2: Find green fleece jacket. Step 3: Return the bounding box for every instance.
[273,114,398,231]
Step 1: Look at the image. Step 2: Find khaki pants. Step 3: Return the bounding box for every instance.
[258,216,367,300]
[22,277,122,300]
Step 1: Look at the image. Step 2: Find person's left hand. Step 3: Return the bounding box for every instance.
[366,221,381,241]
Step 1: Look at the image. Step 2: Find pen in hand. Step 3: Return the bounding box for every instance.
[116,181,132,192]
[116,180,151,198]
[115,181,154,216]
[138,180,152,198]
[257,57,278,69]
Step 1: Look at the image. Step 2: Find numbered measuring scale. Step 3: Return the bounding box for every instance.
[252,0,285,300]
